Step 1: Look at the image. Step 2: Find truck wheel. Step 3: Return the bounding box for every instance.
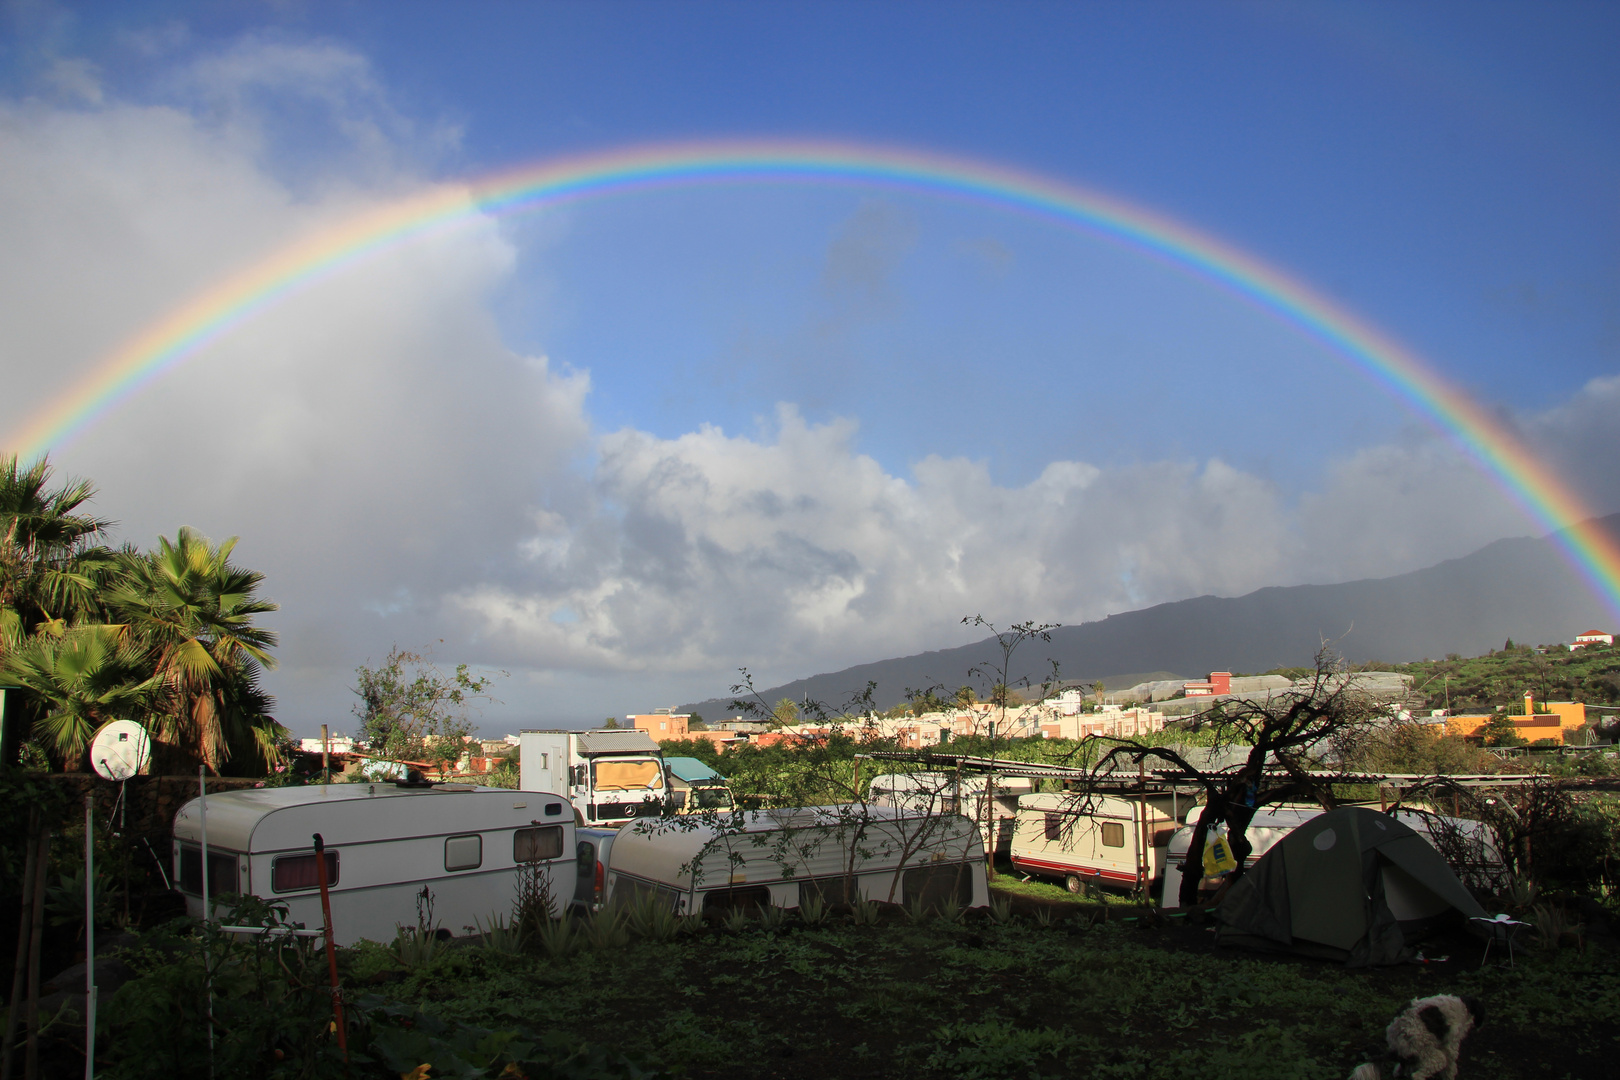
[1065,874,1083,894]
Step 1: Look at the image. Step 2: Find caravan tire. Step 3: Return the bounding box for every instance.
[1065,875,1083,894]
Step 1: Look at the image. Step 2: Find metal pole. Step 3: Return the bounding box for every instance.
[198,767,213,1078]
[321,724,330,784]
[1137,758,1149,897]
[2,817,40,1080]
[83,795,95,1080]
[198,767,209,921]
[23,826,50,1080]
[312,834,347,1060]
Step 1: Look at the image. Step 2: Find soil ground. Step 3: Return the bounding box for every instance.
[346,883,1618,1080]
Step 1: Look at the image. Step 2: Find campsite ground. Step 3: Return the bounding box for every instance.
[341,885,1617,1080]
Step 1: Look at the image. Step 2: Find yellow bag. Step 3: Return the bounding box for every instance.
[1202,830,1238,877]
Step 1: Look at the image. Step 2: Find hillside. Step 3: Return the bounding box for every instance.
[1397,642,1620,713]
[682,513,1620,719]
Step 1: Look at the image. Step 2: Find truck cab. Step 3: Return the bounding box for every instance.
[519,728,671,826]
[664,756,735,814]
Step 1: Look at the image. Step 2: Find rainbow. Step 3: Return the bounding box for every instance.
[8,138,1620,617]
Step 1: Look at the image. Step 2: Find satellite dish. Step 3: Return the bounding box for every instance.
[91,721,151,781]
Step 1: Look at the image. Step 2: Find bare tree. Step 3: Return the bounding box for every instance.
[957,617,1061,877]
[1076,648,1388,907]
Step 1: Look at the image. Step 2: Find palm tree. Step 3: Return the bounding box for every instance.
[0,455,116,651]
[1,626,163,768]
[109,527,284,772]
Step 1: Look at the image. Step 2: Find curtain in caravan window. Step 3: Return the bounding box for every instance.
[1100,822,1126,848]
[1043,813,1064,842]
[271,852,339,892]
[178,846,241,897]
[514,825,564,862]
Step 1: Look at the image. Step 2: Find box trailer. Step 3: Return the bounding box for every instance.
[171,782,575,946]
[1009,791,1177,894]
[519,728,671,826]
[604,804,990,915]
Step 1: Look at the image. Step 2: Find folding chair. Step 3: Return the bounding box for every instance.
[1471,914,1531,968]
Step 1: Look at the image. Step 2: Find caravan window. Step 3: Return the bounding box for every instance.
[902,863,974,909]
[178,846,240,897]
[591,759,664,791]
[514,826,564,862]
[1043,813,1064,842]
[270,852,339,893]
[799,877,858,908]
[445,834,482,872]
[1101,822,1125,848]
[701,885,772,913]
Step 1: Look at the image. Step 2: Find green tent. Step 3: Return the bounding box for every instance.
[1216,806,1487,966]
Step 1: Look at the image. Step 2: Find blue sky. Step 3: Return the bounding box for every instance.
[1,1,1616,731]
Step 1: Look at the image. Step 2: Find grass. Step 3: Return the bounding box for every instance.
[988,869,1143,906]
[337,909,1620,1079]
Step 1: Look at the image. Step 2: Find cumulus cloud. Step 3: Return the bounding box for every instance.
[1,33,1611,729]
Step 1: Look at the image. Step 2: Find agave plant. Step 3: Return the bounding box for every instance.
[473,912,523,955]
[584,909,629,950]
[798,893,830,927]
[721,906,753,934]
[393,925,441,969]
[531,914,578,957]
[624,891,681,942]
[936,896,967,925]
[903,895,932,925]
[757,902,787,931]
[987,894,1015,925]
[850,899,881,927]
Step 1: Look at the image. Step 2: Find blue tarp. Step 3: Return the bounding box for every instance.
[665,756,725,783]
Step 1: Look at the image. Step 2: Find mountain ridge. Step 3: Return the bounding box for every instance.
[680,515,1620,719]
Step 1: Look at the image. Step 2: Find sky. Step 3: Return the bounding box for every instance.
[1,1,1617,736]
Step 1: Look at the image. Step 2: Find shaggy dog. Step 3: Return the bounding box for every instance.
[1348,995,1485,1080]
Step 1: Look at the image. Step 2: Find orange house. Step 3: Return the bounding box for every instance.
[627,712,690,738]
[1445,694,1588,745]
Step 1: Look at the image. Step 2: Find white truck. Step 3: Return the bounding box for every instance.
[519,728,672,826]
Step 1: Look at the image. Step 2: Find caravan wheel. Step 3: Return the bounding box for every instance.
[1065,874,1083,894]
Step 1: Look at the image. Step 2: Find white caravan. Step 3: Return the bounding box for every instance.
[604,804,990,914]
[1009,791,1178,893]
[866,771,1035,858]
[1158,804,1504,907]
[520,728,671,826]
[171,782,575,946]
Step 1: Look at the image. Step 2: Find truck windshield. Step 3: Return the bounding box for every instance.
[592,759,664,791]
[691,786,733,809]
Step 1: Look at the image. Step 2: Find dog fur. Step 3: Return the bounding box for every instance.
[1347,995,1485,1080]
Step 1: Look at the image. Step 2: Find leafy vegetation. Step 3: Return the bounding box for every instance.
[1395,641,1620,715]
[91,892,1615,1079]
[0,455,283,773]
[351,645,505,773]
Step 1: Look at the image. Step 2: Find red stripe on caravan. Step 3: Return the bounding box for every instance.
[1011,856,1138,886]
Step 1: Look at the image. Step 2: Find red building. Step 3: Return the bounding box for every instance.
[1182,671,1232,697]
